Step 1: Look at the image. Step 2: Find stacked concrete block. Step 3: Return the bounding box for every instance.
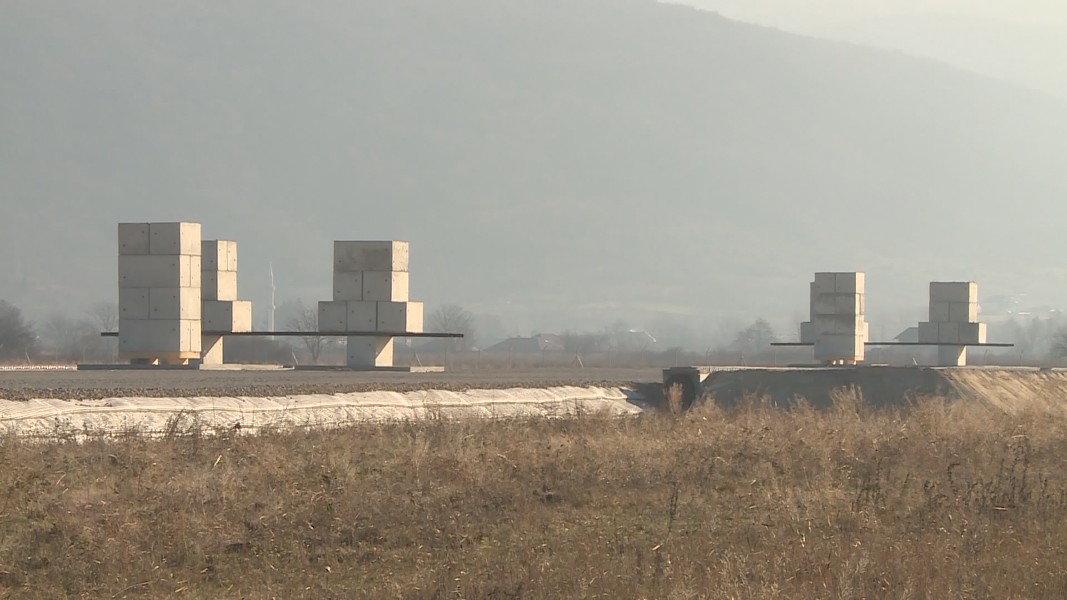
[318,241,425,369]
[200,240,253,365]
[800,272,868,365]
[918,282,986,366]
[118,223,202,364]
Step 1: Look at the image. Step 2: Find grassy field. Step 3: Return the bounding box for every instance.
[2,393,1067,598]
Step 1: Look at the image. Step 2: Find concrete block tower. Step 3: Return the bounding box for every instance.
[200,240,253,365]
[318,241,424,368]
[800,272,869,365]
[918,282,986,366]
[117,222,202,364]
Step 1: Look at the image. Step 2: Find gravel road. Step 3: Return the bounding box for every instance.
[0,368,664,401]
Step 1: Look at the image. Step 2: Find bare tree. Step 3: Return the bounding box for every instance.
[284,306,332,364]
[428,304,476,350]
[0,300,36,362]
[39,314,104,363]
[87,301,118,333]
[86,301,119,362]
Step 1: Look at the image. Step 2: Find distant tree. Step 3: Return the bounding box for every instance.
[40,314,102,363]
[731,318,776,357]
[0,300,36,362]
[86,301,118,362]
[428,304,476,350]
[86,301,118,333]
[284,304,332,364]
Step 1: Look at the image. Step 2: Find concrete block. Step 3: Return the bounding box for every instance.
[834,272,864,294]
[202,271,238,301]
[202,240,237,272]
[347,336,394,369]
[929,301,951,323]
[203,300,252,333]
[347,301,378,331]
[200,335,224,365]
[149,222,202,256]
[332,271,363,301]
[119,288,150,320]
[318,301,349,332]
[809,282,816,320]
[814,314,866,335]
[813,273,837,295]
[188,255,202,289]
[118,223,150,255]
[334,241,409,273]
[814,334,864,362]
[836,293,864,315]
[119,319,200,354]
[937,322,960,344]
[185,319,202,353]
[958,322,987,345]
[949,302,978,323]
[930,282,977,304]
[800,321,814,344]
[813,293,837,316]
[362,271,410,302]
[149,287,201,320]
[119,255,198,288]
[918,322,939,344]
[377,301,423,333]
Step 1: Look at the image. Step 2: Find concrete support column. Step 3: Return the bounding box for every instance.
[200,334,224,366]
[347,336,394,369]
[938,345,967,367]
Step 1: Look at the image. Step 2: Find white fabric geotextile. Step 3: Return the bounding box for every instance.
[0,386,643,439]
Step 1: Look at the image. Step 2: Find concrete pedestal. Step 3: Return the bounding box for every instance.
[347,336,394,369]
[938,345,967,367]
[200,334,224,366]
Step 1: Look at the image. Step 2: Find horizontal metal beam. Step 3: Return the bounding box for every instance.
[102,331,464,338]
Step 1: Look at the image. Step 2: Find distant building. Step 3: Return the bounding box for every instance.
[484,334,565,354]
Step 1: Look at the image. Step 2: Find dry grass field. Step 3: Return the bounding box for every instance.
[2,391,1067,598]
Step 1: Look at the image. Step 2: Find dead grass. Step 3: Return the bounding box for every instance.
[2,394,1067,598]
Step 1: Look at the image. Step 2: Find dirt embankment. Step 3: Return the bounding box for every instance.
[700,367,1067,414]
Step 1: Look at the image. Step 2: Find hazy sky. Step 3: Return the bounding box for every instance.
[672,0,1067,27]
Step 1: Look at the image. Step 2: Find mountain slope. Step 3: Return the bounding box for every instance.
[2,0,1067,334]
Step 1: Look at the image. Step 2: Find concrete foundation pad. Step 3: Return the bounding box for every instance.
[79,363,293,371]
[78,363,200,371]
